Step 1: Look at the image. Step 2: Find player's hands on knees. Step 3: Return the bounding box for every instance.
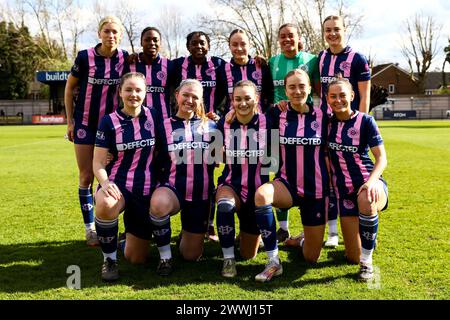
[357,180,378,203]
[225,109,236,124]
[276,100,289,112]
[100,181,122,200]
[206,111,220,122]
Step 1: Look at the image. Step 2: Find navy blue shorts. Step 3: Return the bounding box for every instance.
[74,121,97,145]
[96,184,153,240]
[338,178,389,217]
[276,178,328,226]
[158,183,210,234]
[218,183,260,235]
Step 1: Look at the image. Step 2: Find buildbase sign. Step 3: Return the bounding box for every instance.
[32,115,66,124]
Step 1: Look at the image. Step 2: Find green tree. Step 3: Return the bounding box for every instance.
[0,21,39,99]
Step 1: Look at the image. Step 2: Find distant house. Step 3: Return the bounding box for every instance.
[371,63,417,95]
[371,63,450,95]
[416,72,450,95]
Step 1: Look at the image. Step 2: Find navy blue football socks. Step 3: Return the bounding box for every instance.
[79,186,95,226]
[95,217,118,260]
[255,204,277,252]
[216,199,236,250]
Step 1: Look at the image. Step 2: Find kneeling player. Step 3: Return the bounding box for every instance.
[255,69,330,280]
[326,77,388,281]
[93,72,165,281]
[215,81,274,280]
[150,79,219,263]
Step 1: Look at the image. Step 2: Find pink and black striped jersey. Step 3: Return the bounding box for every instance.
[217,113,272,202]
[127,53,174,119]
[159,115,219,201]
[95,106,160,196]
[224,56,274,113]
[318,46,370,113]
[327,111,384,198]
[270,103,329,199]
[173,56,227,114]
[71,44,128,128]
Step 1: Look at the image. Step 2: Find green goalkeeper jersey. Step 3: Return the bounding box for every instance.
[269,51,319,104]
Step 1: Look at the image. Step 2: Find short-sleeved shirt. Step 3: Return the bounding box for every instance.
[217,113,272,202]
[269,51,319,104]
[173,56,228,114]
[224,56,274,113]
[318,46,371,112]
[269,103,329,199]
[71,44,128,128]
[127,53,174,119]
[95,106,160,196]
[327,111,383,198]
[158,115,219,201]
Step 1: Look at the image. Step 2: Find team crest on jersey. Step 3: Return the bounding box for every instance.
[348,127,358,138]
[311,121,320,131]
[96,130,105,140]
[299,64,309,72]
[144,121,153,131]
[77,128,87,139]
[343,199,355,210]
[205,67,215,77]
[252,71,262,80]
[339,61,351,74]
[157,71,167,81]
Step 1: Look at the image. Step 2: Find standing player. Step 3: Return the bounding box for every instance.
[269,23,320,243]
[149,79,220,262]
[318,15,371,248]
[254,69,329,281]
[92,72,164,281]
[173,31,227,118]
[64,16,128,247]
[326,77,387,281]
[224,29,274,113]
[172,31,228,241]
[127,27,174,119]
[216,80,274,279]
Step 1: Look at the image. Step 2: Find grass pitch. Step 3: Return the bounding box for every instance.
[0,120,449,300]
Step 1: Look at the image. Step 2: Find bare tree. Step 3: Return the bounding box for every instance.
[156,5,191,59]
[68,3,89,59]
[290,0,364,54]
[400,13,442,93]
[91,0,142,53]
[23,0,55,58]
[49,0,74,60]
[201,0,363,58]
[1,0,27,26]
[115,1,142,53]
[200,0,287,58]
